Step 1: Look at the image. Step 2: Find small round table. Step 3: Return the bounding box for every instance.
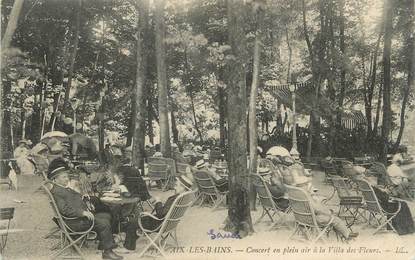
[100,196,140,205]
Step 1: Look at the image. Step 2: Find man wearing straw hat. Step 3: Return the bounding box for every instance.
[195,159,228,192]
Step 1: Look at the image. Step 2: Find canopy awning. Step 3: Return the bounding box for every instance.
[263,82,366,129]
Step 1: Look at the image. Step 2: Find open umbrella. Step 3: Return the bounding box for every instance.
[41,131,68,140]
[266,146,291,157]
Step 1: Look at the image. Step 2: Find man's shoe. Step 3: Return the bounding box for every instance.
[115,246,135,254]
[102,249,123,260]
[349,232,359,238]
[345,232,359,241]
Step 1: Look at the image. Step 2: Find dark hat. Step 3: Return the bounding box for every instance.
[48,158,70,180]
[176,175,193,190]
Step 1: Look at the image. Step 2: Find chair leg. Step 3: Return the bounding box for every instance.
[191,193,201,206]
[254,208,267,224]
[137,233,167,258]
[212,195,226,210]
[373,215,398,235]
[44,226,60,239]
[312,226,329,244]
[51,234,87,260]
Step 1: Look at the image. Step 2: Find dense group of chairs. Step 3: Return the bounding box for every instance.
[29,151,413,259]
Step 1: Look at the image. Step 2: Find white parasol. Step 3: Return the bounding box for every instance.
[266,146,291,157]
[41,131,68,140]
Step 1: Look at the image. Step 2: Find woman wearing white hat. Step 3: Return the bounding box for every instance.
[14,139,35,175]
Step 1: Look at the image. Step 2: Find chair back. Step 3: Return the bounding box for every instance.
[258,158,282,177]
[285,185,319,228]
[251,174,277,210]
[331,177,353,198]
[41,182,94,235]
[176,162,191,176]
[193,170,220,196]
[147,157,167,164]
[209,148,222,164]
[158,190,196,234]
[147,157,176,177]
[41,182,71,233]
[164,158,177,177]
[0,208,14,221]
[341,161,355,177]
[354,179,383,214]
[147,163,169,180]
[333,159,348,176]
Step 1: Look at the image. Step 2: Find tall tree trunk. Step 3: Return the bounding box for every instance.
[285,27,292,84]
[380,0,394,163]
[1,0,24,50]
[327,1,336,156]
[373,83,383,136]
[155,0,170,157]
[183,46,204,143]
[249,29,261,176]
[1,81,13,160]
[127,91,136,147]
[171,109,179,146]
[302,0,321,159]
[63,0,82,112]
[248,8,263,211]
[335,0,346,156]
[218,84,226,150]
[224,0,253,237]
[189,92,203,143]
[147,94,154,144]
[1,0,24,162]
[365,32,382,140]
[132,0,149,174]
[393,2,414,150]
[81,51,100,133]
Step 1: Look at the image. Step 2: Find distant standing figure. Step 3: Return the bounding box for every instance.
[14,139,35,175]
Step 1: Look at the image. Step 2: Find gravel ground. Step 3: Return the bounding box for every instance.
[1,171,414,260]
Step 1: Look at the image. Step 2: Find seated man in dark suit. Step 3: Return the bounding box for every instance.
[139,175,192,232]
[48,158,123,260]
[258,167,290,211]
[113,145,151,251]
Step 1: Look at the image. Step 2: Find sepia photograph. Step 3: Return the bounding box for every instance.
[0,0,414,259]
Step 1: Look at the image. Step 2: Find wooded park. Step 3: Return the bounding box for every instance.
[0,0,415,259]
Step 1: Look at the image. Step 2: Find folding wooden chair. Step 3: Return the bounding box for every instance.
[258,159,282,176]
[137,190,196,258]
[176,162,191,176]
[285,185,337,243]
[0,207,15,254]
[355,178,402,235]
[193,170,228,209]
[42,182,95,259]
[251,174,291,230]
[330,176,365,227]
[147,162,171,191]
[209,148,222,164]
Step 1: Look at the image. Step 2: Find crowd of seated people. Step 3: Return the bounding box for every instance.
[40,138,415,260]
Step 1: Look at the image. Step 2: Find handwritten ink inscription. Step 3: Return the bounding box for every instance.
[207,229,241,240]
